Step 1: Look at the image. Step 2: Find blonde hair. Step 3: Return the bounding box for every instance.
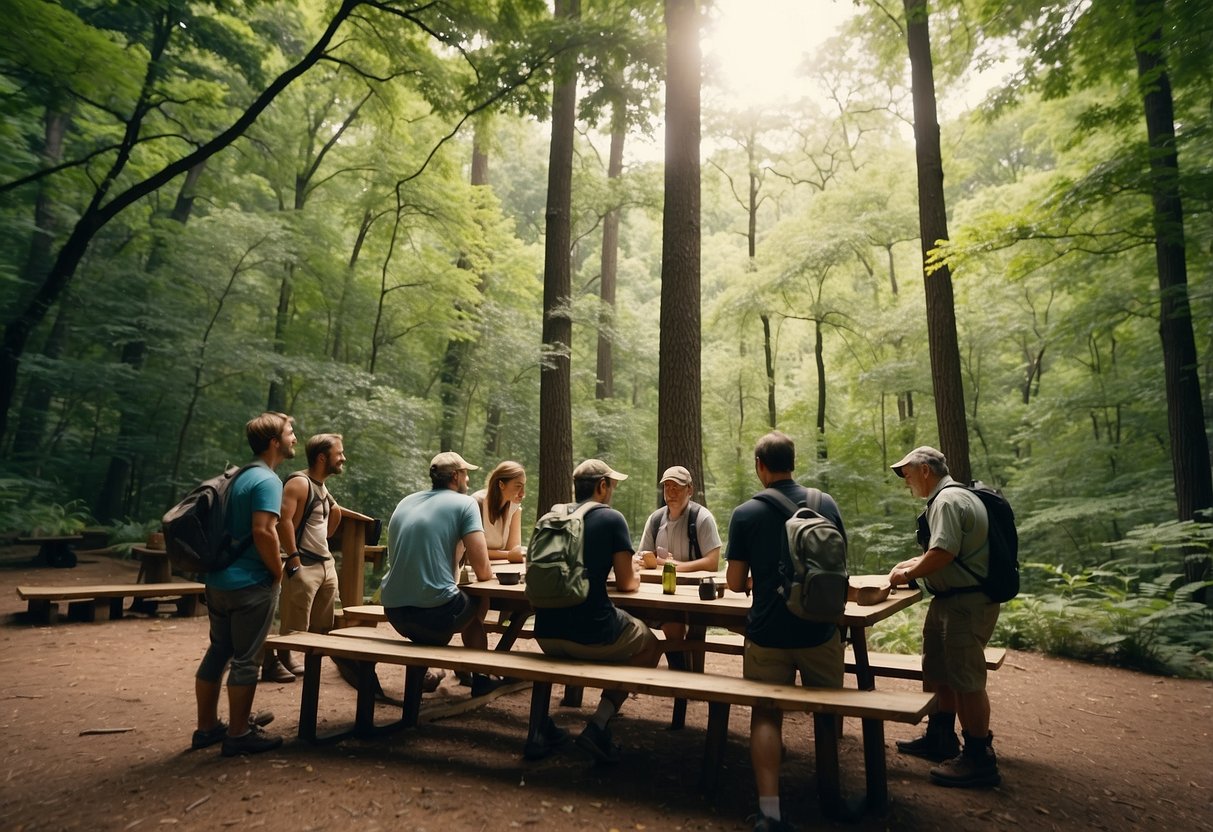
[485,460,525,525]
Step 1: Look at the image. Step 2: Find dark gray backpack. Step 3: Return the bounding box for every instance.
[754,488,849,623]
[162,463,260,574]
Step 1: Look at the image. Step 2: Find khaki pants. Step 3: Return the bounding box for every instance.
[279,558,338,635]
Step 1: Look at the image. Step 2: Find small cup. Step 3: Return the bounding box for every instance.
[641,551,657,569]
[497,571,521,586]
[146,531,165,550]
[716,583,726,599]
[698,577,716,601]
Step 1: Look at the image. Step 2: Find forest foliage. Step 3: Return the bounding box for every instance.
[1,0,1210,676]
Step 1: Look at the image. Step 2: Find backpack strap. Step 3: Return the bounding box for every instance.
[286,471,322,551]
[644,508,663,551]
[754,488,800,518]
[687,502,700,560]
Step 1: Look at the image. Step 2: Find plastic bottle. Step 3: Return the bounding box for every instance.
[661,559,677,595]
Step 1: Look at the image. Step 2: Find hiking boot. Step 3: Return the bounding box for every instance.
[277,650,304,676]
[220,724,283,757]
[896,719,960,762]
[455,670,473,687]
[576,721,621,765]
[470,674,508,698]
[261,654,296,684]
[523,717,571,761]
[929,732,1001,788]
[190,711,275,750]
[750,814,797,832]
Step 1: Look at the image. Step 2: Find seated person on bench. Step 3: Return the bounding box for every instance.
[378,451,499,698]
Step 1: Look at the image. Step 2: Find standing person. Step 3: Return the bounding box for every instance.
[379,451,500,697]
[532,459,664,764]
[472,460,527,562]
[192,412,295,756]
[264,433,345,681]
[725,431,846,832]
[887,446,1001,788]
[636,465,721,666]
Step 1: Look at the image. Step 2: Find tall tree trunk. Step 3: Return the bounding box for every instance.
[1132,0,1212,524]
[903,0,970,482]
[331,208,378,363]
[596,118,625,404]
[814,320,827,460]
[760,314,776,428]
[537,0,580,516]
[266,266,292,413]
[658,0,704,503]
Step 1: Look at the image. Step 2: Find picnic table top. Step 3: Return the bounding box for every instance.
[18,535,85,544]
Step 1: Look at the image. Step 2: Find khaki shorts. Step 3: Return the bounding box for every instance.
[743,634,844,688]
[538,610,658,663]
[921,592,1001,693]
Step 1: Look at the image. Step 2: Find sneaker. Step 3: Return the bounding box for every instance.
[575,721,621,765]
[896,728,960,762]
[220,724,283,757]
[422,669,446,693]
[523,718,570,761]
[929,748,1001,788]
[191,711,275,750]
[749,814,797,832]
[260,655,296,684]
[470,674,510,698]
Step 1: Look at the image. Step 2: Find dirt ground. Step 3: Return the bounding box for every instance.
[1,548,1211,832]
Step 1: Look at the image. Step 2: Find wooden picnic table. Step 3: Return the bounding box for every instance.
[19,535,84,568]
[635,566,721,586]
[334,508,377,609]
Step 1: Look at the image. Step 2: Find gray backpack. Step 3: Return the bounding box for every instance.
[754,488,849,622]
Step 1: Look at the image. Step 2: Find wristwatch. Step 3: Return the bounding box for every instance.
[285,552,301,578]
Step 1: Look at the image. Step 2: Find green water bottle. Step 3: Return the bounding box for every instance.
[661,559,676,594]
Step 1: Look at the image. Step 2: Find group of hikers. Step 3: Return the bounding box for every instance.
[191,411,1004,832]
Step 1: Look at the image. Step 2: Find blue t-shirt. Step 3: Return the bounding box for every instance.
[206,462,282,591]
[725,478,845,649]
[380,489,483,609]
[533,503,634,645]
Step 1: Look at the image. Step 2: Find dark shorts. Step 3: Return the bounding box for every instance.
[537,609,657,663]
[386,589,477,646]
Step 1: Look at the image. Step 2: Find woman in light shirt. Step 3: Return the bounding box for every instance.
[471,460,526,561]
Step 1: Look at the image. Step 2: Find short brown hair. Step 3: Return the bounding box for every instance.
[246,412,291,455]
[306,433,343,467]
[755,431,795,473]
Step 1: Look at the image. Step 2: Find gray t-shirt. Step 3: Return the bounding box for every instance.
[923,476,990,593]
[639,502,722,561]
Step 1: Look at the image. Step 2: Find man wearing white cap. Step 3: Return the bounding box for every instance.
[637,465,721,666]
[379,451,499,697]
[888,445,1001,788]
[532,459,663,764]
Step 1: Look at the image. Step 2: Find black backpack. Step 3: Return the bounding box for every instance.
[643,502,701,559]
[920,481,1020,602]
[754,488,849,623]
[161,463,260,574]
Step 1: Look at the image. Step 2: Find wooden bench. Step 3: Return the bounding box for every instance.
[18,535,85,568]
[338,605,534,638]
[16,582,206,624]
[267,629,936,816]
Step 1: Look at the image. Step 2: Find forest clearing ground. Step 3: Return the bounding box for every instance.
[1,548,1210,832]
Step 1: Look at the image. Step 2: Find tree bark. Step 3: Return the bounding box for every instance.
[761,314,776,428]
[596,118,625,404]
[903,0,971,482]
[658,0,704,503]
[1132,0,1212,524]
[537,0,580,516]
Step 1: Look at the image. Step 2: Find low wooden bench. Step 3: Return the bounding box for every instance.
[338,605,534,638]
[16,582,206,624]
[267,629,936,816]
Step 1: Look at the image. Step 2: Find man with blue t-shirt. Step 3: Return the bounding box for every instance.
[192,412,295,757]
[379,451,499,697]
[726,431,846,832]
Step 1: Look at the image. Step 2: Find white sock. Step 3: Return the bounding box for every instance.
[591,698,617,730]
[759,796,781,821]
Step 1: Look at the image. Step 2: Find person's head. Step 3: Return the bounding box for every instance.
[659,465,694,514]
[754,431,795,483]
[891,445,949,499]
[485,460,526,523]
[429,451,479,492]
[246,412,295,461]
[572,458,628,504]
[306,433,345,477]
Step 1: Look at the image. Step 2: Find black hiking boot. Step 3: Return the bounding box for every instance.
[930,730,1001,788]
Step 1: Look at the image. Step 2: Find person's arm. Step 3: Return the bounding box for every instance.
[253,510,284,582]
[277,476,306,573]
[505,506,523,555]
[888,547,955,587]
[463,530,492,581]
[326,498,342,539]
[612,550,640,592]
[676,545,720,573]
[726,558,750,593]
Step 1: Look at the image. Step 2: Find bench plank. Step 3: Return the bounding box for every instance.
[16,583,205,623]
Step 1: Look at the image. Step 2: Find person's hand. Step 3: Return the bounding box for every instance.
[888,567,913,586]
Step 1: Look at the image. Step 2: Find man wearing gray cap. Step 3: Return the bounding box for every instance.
[888,445,1001,788]
[637,465,721,666]
[532,459,663,764]
[379,451,499,697]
